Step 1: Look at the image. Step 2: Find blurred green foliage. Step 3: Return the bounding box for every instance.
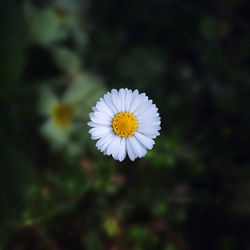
[1,0,250,249]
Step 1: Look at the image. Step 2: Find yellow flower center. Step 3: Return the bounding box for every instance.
[51,103,74,128]
[112,112,137,137]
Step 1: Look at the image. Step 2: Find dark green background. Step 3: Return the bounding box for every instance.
[1,0,250,249]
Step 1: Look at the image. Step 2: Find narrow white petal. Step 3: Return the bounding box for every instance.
[137,113,159,124]
[111,89,122,113]
[90,111,112,125]
[152,120,161,125]
[137,115,161,125]
[134,99,153,117]
[137,123,161,132]
[126,138,137,161]
[94,111,112,122]
[133,89,139,95]
[140,114,161,123]
[96,98,114,117]
[151,131,160,139]
[129,135,147,158]
[130,93,148,114]
[140,109,160,118]
[89,112,95,119]
[125,89,133,112]
[91,116,111,126]
[92,106,97,112]
[134,132,155,150]
[119,88,126,112]
[128,90,140,112]
[106,135,120,156]
[118,137,126,162]
[136,125,160,137]
[89,126,113,139]
[87,121,101,127]
[112,136,122,160]
[96,132,113,148]
[104,92,118,114]
[100,134,115,153]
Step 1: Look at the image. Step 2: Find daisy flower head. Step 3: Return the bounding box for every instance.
[88,89,161,162]
[39,73,106,156]
[23,0,88,46]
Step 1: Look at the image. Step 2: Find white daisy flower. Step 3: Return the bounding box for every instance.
[88,89,161,161]
[23,0,88,46]
[39,73,106,155]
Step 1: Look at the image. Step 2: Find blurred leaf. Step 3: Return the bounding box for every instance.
[103,217,119,237]
[130,226,157,249]
[152,202,168,216]
[86,232,103,250]
[200,16,230,41]
[164,244,180,250]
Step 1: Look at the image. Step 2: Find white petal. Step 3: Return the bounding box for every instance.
[128,135,147,158]
[89,112,95,119]
[96,98,114,117]
[100,134,115,153]
[92,106,97,112]
[94,111,112,122]
[134,99,153,117]
[125,89,133,112]
[111,89,122,113]
[118,137,126,162]
[90,116,110,126]
[128,89,140,112]
[137,106,158,119]
[89,126,113,140]
[126,137,137,161]
[133,89,139,95]
[104,92,118,114]
[137,115,161,125]
[112,136,122,160]
[151,131,160,139]
[137,123,161,132]
[136,125,160,138]
[106,135,120,156]
[90,111,112,125]
[119,88,126,112]
[87,121,100,127]
[130,93,148,114]
[96,132,114,148]
[134,132,155,150]
[153,120,161,125]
